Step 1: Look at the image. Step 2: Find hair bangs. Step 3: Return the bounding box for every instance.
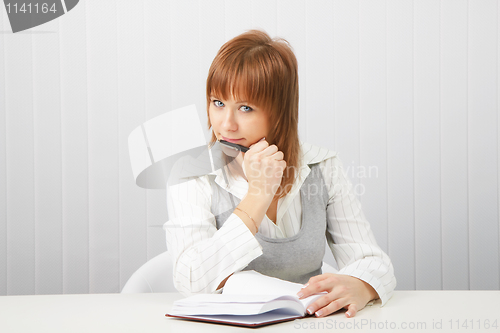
[207,50,275,111]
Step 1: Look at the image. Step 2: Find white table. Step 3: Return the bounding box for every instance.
[1,291,499,332]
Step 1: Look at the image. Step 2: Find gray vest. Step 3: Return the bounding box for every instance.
[210,163,329,284]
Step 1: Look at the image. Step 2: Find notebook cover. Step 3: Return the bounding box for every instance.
[166,311,304,328]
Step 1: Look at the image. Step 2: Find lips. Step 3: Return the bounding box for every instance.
[221,136,243,143]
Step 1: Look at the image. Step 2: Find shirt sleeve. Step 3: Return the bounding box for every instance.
[164,175,263,296]
[320,157,397,306]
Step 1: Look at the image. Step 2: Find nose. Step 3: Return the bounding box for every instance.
[221,108,238,132]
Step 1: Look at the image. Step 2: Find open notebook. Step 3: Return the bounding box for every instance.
[166,271,324,327]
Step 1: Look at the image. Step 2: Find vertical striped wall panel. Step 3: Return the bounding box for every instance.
[144,1,170,263]
[440,0,469,290]
[358,0,388,252]
[59,3,90,294]
[386,0,416,290]
[414,0,441,290]
[304,0,334,153]
[252,0,277,38]
[117,0,147,292]
[199,0,224,133]
[0,0,499,295]
[498,1,500,292]
[4,16,36,295]
[86,0,120,293]
[333,0,360,177]
[0,5,7,296]
[278,0,308,141]
[33,18,63,295]
[468,0,499,289]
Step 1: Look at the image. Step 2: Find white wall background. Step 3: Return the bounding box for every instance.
[0,0,499,295]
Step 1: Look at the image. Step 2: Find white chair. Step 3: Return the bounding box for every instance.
[122,250,338,293]
[121,251,176,293]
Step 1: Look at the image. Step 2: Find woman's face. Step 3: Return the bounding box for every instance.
[209,94,270,149]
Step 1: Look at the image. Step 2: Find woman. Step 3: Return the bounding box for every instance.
[164,30,396,318]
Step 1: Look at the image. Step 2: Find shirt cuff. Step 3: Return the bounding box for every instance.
[216,213,263,271]
[337,267,392,306]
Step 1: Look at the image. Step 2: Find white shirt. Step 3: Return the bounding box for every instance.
[164,142,396,305]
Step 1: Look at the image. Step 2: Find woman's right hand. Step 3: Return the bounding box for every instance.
[243,138,287,200]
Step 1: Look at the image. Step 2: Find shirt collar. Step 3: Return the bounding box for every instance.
[300,141,337,165]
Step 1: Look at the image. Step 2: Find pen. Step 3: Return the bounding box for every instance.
[219,140,250,153]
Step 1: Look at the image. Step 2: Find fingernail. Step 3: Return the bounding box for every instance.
[346,312,351,318]
[315,310,323,317]
[259,137,266,142]
[301,283,309,289]
[307,308,314,315]
[296,292,303,298]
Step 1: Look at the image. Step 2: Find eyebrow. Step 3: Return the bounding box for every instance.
[210,96,251,105]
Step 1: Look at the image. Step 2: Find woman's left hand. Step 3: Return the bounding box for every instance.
[296,273,378,318]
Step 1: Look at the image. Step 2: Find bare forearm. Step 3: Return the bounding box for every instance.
[233,191,274,234]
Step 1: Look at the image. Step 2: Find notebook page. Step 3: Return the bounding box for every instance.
[223,271,302,296]
[171,294,279,315]
[223,271,323,310]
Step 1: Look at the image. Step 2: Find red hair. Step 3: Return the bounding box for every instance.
[206,30,300,199]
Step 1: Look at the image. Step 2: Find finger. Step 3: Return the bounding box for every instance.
[248,142,268,153]
[269,151,284,161]
[297,274,332,299]
[304,275,336,294]
[249,137,267,149]
[258,144,279,157]
[307,293,337,313]
[306,273,332,285]
[313,296,350,318]
[345,303,357,318]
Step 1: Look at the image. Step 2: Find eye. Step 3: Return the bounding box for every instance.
[213,100,224,107]
[240,105,253,112]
